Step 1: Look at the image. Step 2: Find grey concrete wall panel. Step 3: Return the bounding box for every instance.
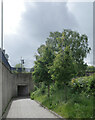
[0,57,34,118]
[0,59,2,118]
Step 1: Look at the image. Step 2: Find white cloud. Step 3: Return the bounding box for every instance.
[3,1,93,67]
[4,0,25,35]
[67,2,93,65]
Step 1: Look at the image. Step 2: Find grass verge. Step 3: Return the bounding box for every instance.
[31,75,94,119]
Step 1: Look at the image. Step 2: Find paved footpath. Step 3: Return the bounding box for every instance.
[6,98,58,118]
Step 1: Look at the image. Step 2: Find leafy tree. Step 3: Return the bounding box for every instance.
[47,29,91,76]
[49,46,77,102]
[63,29,91,76]
[15,63,22,68]
[15,63,25,73]
[35,44,46,60]
[33,46,55,97]
[33,29,91,98]
[46,31,62,51]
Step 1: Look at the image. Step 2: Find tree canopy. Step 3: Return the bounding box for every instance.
[32,29,91,97]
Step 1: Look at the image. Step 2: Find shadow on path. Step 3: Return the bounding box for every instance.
[13,96,30,100]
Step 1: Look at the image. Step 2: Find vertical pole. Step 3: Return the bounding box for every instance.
[1,0,3,51]
[0,1,3,117]
[21,57,22,73]
[93,2,95,118]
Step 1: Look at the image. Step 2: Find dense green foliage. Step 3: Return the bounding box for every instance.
[31,74,94,119]
[49,46,78,101]
[13,63,25,73]
[86,66,95,72]
[71,74,95,95]
[46,30,91,76]
[33,46,55,96]
[49,46,77,84]
[32,29,91,96]
[32,29,93,119]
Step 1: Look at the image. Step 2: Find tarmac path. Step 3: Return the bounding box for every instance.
[6,98,58,118]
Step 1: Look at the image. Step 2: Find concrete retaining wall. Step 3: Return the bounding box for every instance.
[0,60,2,118]
[2,63,16,114]
[15,73,34,96]
[0,57,34,119]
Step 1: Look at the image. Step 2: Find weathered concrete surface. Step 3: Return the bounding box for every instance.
[15,73,34,97]
[0,59,2,118]
[2,62,16,115]
[1,61,34,118]
[0,52,34,118]
[6,98,58,118]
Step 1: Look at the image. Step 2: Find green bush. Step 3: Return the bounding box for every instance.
[70,74,94,94]
[40,83,46,94]
[90,74,95,96]
[31,92,35,100]
[86,66,95,72]
[33,85,38,91]
[31,74,94,119]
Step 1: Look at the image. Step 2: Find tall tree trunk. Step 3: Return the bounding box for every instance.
[64,84,67,103]
[48,84,50,97]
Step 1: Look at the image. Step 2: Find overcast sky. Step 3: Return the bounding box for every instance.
[0,0,93,68]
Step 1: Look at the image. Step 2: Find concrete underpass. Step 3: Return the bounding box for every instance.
[17,85,29,96]
[0,48,61,119]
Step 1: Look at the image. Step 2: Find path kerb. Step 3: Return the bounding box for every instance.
[34,100,66,120]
